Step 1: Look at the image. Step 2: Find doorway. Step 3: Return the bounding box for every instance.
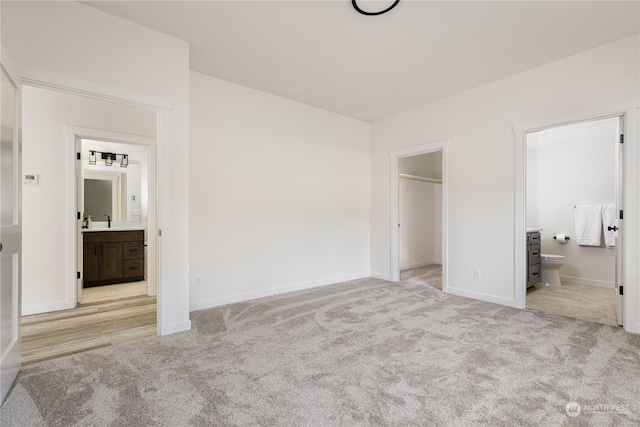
[524,117,621,326]
[390,140,448,290]
[19,85,159,363]
[76,137,156,305]
[514,100,639,334]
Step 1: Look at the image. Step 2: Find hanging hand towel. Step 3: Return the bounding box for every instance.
[574,205,602,246]
[602,204,617,248]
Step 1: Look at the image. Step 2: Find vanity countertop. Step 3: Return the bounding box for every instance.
[82,226,146,233]
[526,228,543,233]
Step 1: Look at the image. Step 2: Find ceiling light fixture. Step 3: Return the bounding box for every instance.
[352,0,400,16]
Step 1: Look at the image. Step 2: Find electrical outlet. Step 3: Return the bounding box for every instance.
[473,268,481,279]
[195,276,202,286]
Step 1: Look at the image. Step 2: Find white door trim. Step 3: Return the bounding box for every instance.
[513,99,640,334]
[20,66,172,110]
[22,74,175,335]
[66,126,156,146]
[389,140,449,294]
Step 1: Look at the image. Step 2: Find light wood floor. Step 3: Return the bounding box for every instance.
[22,295,157,365]
[526,282,619,326]
[81,280,148,304]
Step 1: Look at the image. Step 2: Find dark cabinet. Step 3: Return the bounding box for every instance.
[526,231,541,288]
[83,243,100,283]
[83,230,144,287]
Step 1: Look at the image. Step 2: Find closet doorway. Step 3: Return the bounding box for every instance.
[390,141,448,291]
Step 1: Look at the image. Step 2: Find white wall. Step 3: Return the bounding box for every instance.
[21,86,155,315]
[399,181,435,269]
[3,2,191,333]
[399,151,442,179]
[189,71,370,310]
[527,117,617,287]
[371,35,639,305]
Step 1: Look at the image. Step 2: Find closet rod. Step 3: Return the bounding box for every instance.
[399,173,442,184]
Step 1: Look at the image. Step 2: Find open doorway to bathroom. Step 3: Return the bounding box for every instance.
[20,85,158,364]
[525,116,622,327]
[77,137,155,305]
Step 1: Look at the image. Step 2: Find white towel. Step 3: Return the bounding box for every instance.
[602,204,617,248]
[575,205,602,246]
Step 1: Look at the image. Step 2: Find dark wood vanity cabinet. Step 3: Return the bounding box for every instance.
[83,230,144,287]
[526,231,541,288]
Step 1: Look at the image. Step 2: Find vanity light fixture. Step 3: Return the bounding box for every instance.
[87,150,130,167]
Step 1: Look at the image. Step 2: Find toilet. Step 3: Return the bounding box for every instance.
[539,254,565,287]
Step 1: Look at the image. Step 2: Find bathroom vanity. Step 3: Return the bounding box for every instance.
[83,229,145,287]
[526,230,541,288]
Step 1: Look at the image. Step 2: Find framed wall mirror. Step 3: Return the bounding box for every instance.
[83,162,142,223]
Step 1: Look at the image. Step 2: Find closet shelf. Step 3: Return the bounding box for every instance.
[399,173,442,184]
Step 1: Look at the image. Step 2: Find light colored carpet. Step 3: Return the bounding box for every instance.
[2,267,639,426]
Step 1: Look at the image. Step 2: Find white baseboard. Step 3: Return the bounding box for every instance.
[159,320,192,336]
[370,272,392,281]
[560,275,614,289]
[190,272,370,312]
[446,286,515,308]
[22,300,75,316]
[400,260,436,271]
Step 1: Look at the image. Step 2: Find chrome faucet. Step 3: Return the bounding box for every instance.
[105,214,111,228]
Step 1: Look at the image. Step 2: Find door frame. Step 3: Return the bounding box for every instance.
[389,140,449,291]
[69,127,158,307]
[513,99,640,334]
[20,73,175,335]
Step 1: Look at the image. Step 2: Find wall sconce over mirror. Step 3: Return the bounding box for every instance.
[88,150,129,168]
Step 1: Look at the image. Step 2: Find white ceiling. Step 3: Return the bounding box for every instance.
[84,1,639,122]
